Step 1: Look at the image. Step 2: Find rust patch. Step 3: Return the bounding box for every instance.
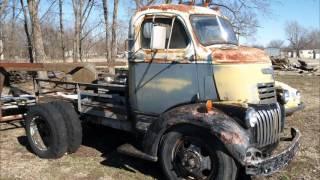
[144,49,185,54]
[139,4,195,13]
[211,46,270,63]
[220,131,245,144]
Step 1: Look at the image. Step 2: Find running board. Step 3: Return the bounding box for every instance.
[117,143,158,162]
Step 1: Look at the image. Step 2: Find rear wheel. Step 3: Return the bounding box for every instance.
[160,126,237,180]
[50,101,82,153]
[25,104,68,159]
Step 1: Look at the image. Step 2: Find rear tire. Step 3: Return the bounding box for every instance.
[159,126,237,180]
[25,104,68,159]
[50,101,82,153]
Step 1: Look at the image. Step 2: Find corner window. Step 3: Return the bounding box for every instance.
[141,18,189,49]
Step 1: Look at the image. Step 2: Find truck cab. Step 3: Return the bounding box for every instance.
[126,4,300,178]
[25,3,300,180]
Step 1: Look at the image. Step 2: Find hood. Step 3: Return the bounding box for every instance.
[210,46,270,63]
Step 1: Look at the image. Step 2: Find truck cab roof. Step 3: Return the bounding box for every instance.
[136,4,222,17]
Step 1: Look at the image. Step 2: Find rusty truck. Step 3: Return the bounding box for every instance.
[24,3,300,180]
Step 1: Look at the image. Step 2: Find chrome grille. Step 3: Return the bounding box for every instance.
[257,82,276,104]
[253,104,282,148]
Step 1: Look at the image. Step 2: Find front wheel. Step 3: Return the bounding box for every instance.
[159,126,237,180]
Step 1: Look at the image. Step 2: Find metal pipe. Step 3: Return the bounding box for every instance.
[166,16,176,59]
[0,114,23,122]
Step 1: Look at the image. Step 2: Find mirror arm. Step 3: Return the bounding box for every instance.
[166,16,176,60]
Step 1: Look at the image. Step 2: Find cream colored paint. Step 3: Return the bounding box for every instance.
[144,78,191,93]
[214,63,274,103]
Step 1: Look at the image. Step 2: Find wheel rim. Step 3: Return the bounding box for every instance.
[172,136,218,180]
[30,116,52,151]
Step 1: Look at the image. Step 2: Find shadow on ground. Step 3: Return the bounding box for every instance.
[11,121,251,180]
[81,123,164,179]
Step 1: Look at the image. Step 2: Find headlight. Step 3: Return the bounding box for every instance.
[245,108,258,128]
[296,91,301,101]
[280,89,290,104]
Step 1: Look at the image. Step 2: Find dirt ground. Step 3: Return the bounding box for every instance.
[0,74,319,180]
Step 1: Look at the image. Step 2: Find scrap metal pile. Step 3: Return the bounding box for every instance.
[0,94,36,122]
[271,57,319,75]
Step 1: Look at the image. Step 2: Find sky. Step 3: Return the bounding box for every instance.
[249,0,320,46]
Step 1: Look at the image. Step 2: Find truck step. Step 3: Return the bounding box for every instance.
[117,143,157,162]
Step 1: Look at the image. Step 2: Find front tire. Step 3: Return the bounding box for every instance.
[160,126,237,180]
[25,104,68,159]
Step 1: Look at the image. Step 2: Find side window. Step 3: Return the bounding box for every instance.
[141,18,189,49]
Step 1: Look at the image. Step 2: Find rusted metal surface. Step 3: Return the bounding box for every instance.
[220,131,246,145]
[139,4,195,13]
[0,114,23,122]
[210,46,270,63]
[0,62,90,71]
[142,103,251,164]
[245,128,300,175]
[0,63,98,83]
[0,62,126,71]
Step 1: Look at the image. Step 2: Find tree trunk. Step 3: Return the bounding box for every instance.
[9,0,17,58]
[102,0,110,61]
[59,0,66,61]
[27,0,46,63]
[0,39,3,60]
[296,49,300,58]
[27,0,47,79]
[20,0,34,63]
[72,0,82,62]
[0,0,8,61]
[111,0,119,62]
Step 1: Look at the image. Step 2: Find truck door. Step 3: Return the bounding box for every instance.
[129,16,199,114]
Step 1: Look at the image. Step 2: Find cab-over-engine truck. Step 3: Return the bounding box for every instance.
[25,3,300,180]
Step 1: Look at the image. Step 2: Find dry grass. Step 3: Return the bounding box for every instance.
[0,74,319,180]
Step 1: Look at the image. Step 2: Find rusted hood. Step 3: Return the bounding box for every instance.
[210,46,270,63]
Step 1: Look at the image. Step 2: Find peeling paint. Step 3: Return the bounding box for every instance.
[220,131,245,144]
[139,4,195,13]
[211,46,270,63]
[145,78,191,93]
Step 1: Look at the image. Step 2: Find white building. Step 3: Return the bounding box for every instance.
[287,49,320,59]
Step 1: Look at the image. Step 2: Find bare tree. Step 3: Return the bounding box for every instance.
[268,39,284,48]
[20,0,34,62]
[0,0,8,60]
[306,29,320,49]
[27,0,47,79]
[59,0,65,61]
[209,0,271,38]
[111,0,119,61]
[0,0,8,16]
[285,21,309,58]
[102,0,110,61]
[72,0,95,62]
[27,0,46,63]
[134,0,157,8]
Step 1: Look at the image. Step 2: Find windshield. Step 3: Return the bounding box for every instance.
[191,15,238,46]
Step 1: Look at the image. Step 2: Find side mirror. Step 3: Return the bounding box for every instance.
[150,25,167,50]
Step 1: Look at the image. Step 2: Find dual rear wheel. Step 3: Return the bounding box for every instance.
[25,101,82,159]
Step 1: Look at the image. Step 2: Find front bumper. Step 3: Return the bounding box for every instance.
[245,128,301,176]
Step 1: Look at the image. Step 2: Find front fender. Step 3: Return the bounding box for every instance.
[142,103,251,164]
